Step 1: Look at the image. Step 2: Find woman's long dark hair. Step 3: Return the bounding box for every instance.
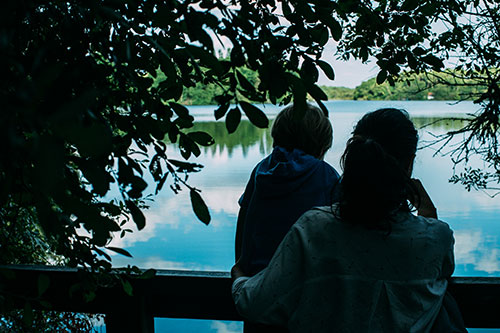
[338,108,418,229]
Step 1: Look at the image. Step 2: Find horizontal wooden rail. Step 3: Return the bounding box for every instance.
[1,265,500,331]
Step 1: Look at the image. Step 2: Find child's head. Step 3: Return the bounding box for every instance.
[271,103,333,159]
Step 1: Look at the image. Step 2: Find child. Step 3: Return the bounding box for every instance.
[235,103,340,276]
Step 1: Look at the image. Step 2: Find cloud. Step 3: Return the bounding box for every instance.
[454,230,500,274]
[475,249,500,273]
[210,321,243,333]
[111,256,223,271]
[107,183,241,249]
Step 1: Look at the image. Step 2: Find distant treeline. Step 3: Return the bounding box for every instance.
[154,71,484,105]
[322,73,483,101]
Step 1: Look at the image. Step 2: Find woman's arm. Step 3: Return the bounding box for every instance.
[411,178,438,218]
[231,219,308,326]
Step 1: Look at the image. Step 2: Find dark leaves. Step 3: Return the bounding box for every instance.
[239,102,269,128]
[376,70,388,84]
[121,279,133,296]
[126,200,146,230]
[300,58,319,84]
[317,60,335,80]
[214,103,229,120]
[170,102,190,119]
[307,84,328,101]
[225,107,241,134]
[236,70,255,92]
[187,131,215,146]
[179,133,201,159]
[190,189,210,225]
[328,18,343,41]
[107,246,133,258]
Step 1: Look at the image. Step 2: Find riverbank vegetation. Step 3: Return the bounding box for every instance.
[171,71,486,104]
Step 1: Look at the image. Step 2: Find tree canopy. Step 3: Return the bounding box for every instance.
[1,0,499,273]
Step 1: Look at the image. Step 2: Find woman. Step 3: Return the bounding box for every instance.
[232,109,460,332]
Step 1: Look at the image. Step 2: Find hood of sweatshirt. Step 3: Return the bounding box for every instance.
[254,146,324,197]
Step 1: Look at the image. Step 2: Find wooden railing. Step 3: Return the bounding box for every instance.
[1,265,500,332]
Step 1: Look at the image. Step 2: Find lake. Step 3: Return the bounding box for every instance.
[107,100,500,332]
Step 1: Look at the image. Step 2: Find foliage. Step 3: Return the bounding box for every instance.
[0,203,61,266]
[1,0,499,273]
[421,2,500,192]
[0,202,101,330]
[334,0,500,191]
[0,310,100,333]
[154,66,260,105]
[171,71,485,104]
[351,71,484,101]
[320,86,355,100]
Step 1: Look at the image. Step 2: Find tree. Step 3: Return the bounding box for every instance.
[1,0,498,272]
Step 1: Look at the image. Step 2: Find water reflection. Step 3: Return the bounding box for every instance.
[411,116,468,131]
[191,121,273,158]
[189,115,468,158]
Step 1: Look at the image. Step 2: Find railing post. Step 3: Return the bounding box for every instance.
[105,295,154,333]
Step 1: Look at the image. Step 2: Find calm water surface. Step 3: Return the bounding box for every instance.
[107,101,500,332]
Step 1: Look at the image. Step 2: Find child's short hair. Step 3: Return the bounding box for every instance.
[271,103,333,159]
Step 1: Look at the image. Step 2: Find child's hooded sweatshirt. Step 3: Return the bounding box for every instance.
[239,146,339,276]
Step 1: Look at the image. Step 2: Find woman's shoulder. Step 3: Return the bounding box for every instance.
[397,212,454,241]
[293,205,338,228]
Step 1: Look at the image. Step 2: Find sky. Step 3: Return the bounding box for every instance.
[211,20,379,89]
[317,40,379,88]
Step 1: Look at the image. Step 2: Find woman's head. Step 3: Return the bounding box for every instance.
[338,108,418,228]
[271,103,333,159]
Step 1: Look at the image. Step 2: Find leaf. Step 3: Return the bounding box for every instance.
[225,107,241,134]
[121,279,133,296]
[317,60,335,80]
[423,55,444,70]
[107,246,133,257]
[214,104,229,120]
[188,131,215,146]
[307,84,328,101]
[93,247,112,261]
[139,268,157,279]
[239,101,269,128]
[179,134,201,159]
[376,70,388,84]
[127,175,148,199]
[126,200,146,230]
[169,102,190,119]
[190,189,211,225]
[168,159,204,172]
[155,173,169,195]
[300,58,319,84]
[328,18,343,41]
[316,100,329,117]
[236,70,255,92]
[402,0,419,10]
[38,274,50,297]
[149,154,163,182]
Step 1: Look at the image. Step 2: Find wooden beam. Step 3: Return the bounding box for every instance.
[1,265,499,328]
